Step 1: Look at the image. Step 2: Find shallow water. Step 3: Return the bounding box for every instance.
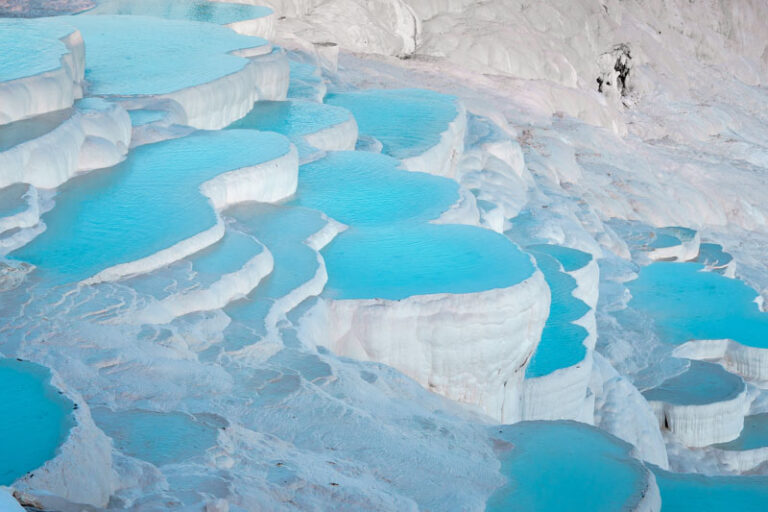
[227,100,350,138]
[293,151,458,226]
[325,89,459,160]
[11,130,290,283]
[82,0,271,25]
[525,249,589,378]
[0,359,73,485]
[487,421,650,512]
[323,224,533,300]
[626,262,768,348]
[0,18,75,82]
[642,360,744,405]
[223,204,327,338]
[653,467,768,511]
[91,408,219,467]
[127,109,165,126]
[527,243,592,272]
[0,184,30,219]
[52,15,267,95]
[714,413,768,451]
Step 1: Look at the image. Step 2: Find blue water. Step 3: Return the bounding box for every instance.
[626,262,768,349]
[51,15,267,95]
[11,130,291,284]
[642,360,744,406]
[0,184,30,219]
[223,204,327,340]
[227,100,352,158]
[287,61,324,101]
[527,243,592,272]
[714,413,768,451]
[82,0,272,25]
[649,233,680,249]
[228,101,350,138]
[91,408,219,467]
[487,421,651,512]
[190,230,264,287]
[696,243,733,269]
[653,467,768,511]
[525,250,590,378]
[0,19,76,82]
[322,224,534,300]
[325,89,459,160]
[292,151,458,226]
[127,109,165,126]
[0,359,74,485]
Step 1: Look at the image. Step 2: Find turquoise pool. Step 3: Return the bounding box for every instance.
[322,224,534,301]
[81,0,272,26]
[487,421,652,512]
[292,151,458,226]
[325,89,459,160]
[525,249,590,378]
[642,360,744,406]
[0,19,76,82]
[653,467,768,511]
[715,413,768,451]
[51,15,267,96]
[626,262,768,349]
[0,359,74,485]
[11,130,291,283]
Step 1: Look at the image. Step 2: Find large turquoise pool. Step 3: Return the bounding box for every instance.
[11,130,291,283]
[51,15,267,96]
[322,224,534,301]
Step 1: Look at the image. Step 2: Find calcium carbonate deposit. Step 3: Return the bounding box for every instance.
[1,1,768,510]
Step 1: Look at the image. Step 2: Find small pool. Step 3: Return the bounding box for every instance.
[714,413,768,451]
[11,130,291,283]
[696,243,733,270]
[525,248,590,378]
[322,224,534,301]
[81,0,272,26]
[0,359,74,485]
[292,151,458,226]
[487,421,652,512]
[626,262,768,349]
[642,360,744,406]
[527,243,592,272]
[227,100,352,158]
[91,408,220,467]
[325,89,459,160]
